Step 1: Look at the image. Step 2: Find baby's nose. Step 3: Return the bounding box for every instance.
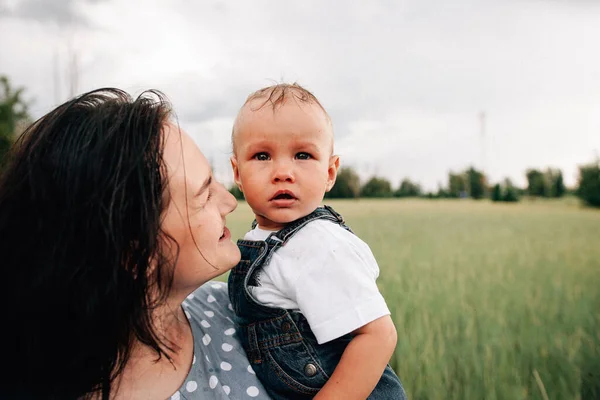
[272,162,295,182]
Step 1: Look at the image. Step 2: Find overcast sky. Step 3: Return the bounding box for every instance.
[1,0,599,189]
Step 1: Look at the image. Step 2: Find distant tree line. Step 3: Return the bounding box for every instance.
[1,75,598,209]
[226,162,600,209]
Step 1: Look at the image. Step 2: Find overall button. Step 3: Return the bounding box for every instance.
[304,363,317,377]
[281,321,292,332]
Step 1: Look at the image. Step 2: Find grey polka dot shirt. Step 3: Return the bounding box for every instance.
[172,281,271,399]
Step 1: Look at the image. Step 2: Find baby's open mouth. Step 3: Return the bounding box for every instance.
[273,193,295,200]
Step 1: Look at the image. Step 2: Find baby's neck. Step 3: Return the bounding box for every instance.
[254,216,288,231]
[255,223,285,231]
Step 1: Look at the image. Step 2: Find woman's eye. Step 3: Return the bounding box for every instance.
[296,152,311,160]
[197,188,212,209]
[253,153,270,161]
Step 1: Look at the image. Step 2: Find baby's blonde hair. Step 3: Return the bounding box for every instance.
[232,83,332,153]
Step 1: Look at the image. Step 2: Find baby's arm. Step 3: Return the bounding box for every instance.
[314,315,397,400]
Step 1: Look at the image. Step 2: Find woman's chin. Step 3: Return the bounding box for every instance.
[225,245,242,270]
[215,244,242,276]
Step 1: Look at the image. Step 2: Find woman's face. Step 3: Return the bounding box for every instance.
[160,124,240,295]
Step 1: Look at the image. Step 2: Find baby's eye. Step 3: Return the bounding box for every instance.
[253,152,270,161]
[296,152,312,160]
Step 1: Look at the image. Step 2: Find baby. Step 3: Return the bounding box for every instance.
[228,83,406,399]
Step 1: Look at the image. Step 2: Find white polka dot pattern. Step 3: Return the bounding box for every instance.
[224,328,235,336]
[209,375,218,389]
[221,343,233,352]
[247,386,260,397]
[220,361,232,371]
[202,334,211,346]
[173,282,268,398]
[186,381,198,392]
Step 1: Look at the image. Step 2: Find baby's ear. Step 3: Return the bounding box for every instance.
[326,155,340,192]
[230,156,243,192]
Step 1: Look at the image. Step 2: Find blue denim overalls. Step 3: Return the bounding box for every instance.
[228,206,407,399]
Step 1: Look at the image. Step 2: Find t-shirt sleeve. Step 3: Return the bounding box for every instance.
[289,226,390,345]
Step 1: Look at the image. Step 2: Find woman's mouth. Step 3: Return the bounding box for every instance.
[219,227,231,241]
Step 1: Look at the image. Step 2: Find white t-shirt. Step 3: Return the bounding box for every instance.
[244,219,390,345]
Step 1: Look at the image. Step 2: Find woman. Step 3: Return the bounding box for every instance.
[0,88,270,399]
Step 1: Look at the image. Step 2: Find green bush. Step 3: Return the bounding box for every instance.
[502,185,519,202]
[360,176,393,198]
[394,178,421,198]
[1,75,31,168]
[526,168,565,198]
[466,167,487,199]
[491,179,520,203]
[576,161,600,208]
[326,167,361,198]
[491,184,502,202]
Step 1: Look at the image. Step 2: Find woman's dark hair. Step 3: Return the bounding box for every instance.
[0,88,178,399]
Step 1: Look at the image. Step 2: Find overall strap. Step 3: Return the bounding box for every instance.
[249,205,353,271]
[236,206,352,318]
[271,205,352,245]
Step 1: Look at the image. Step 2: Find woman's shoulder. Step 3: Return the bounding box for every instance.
[184,281,231,313]
[182,281,236,336]
[177,281,271,399]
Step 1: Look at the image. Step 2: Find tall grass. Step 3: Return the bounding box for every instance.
[226,199,600,399]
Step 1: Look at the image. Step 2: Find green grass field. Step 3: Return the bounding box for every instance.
[225,198,600,400]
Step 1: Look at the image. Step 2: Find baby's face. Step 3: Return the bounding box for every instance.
[231,100,338,230]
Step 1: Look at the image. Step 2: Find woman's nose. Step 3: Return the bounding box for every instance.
[218,182,237,214]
